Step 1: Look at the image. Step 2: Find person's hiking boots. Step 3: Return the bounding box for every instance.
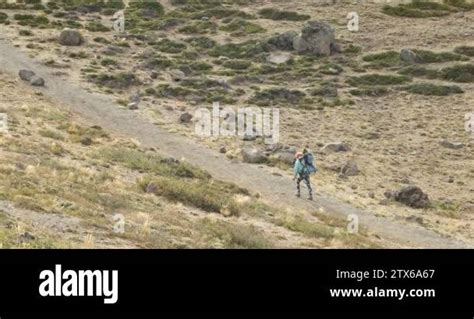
[296,192,313,200]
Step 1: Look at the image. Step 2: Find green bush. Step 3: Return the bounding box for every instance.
[347,74,411,86]
[154,39,187,53]
[95,147,210,179]
[185,36,216,49]
[209,41,266,59]
[88,72,140,89]
[0,12,8,24]
[413,49,467,63]
[440,64,474,82]
[444,0,474,9]
[401,83,463,95]
[178,21,216,34]
[14,14,49,27]
[258,8,310,21]
[363,51,400,67]
[223,59,252,70]
[382,1,451,18]
[85,21,109,32]
[219,18,265,35]
[398,66,440,79]
[454,46,474,57]
[349,87,389,97]
[251,88,306,106]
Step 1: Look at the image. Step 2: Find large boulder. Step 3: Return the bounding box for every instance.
[59,29,84,46]
[293,21,336,56]
[242,147,267,164]
[385,186,430,209]
[267,31,298,51]
[270,150,295,165]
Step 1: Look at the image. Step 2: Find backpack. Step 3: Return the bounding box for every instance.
[303,153,317,174]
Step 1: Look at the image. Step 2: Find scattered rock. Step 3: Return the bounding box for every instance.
[59,29,84,46]
[20,232,35,241]
[321,142,350,153]
[400,49,421,64]
[242,133,257,141]
[293,21,336,56]
[179,112,193,123]
[170,69,185,82]
[400,177,411,184]
[368,192,375,199]
[128,91,140,110]
[340,160,359,176]
[219,146,227,154]
[145,182,158,194]
[161,157,179,164]
[364,132,381,140]
[406,215,424,224]
[80,136,93,146]
[150,71,159,79]
[385,186,430,209]
[242,147,267,164]
[266,52,292,64]
[128,102,139,110]
[30,76,45,87]
[19,69,35,82]
[440,139,464,150]
[267,31,298,51]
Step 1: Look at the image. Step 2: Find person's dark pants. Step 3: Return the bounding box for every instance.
[296,174,312,198]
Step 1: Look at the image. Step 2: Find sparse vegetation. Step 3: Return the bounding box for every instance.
[250,88,306,106]
[87,72,140,89]
[0,12,8,24]
[412,49,467,63]
[350,87,389,97]
[209,41,266,59]
[398,66,440,79]
[154,39,187,54]
[85,21,110,32]
[454,46,474,57]
[258,8,310,21]
[219,18,265,35]
[382,1,452,18]
[440,64,474,82]
[401,83,463,96]
[347,74,411,87]
[363,51,400,68]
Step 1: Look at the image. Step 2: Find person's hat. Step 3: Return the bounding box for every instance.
[295,151,304,159]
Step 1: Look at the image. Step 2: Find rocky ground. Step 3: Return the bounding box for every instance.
[0,0,473,247]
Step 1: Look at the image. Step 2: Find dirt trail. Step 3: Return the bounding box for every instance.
[0,38,468,248]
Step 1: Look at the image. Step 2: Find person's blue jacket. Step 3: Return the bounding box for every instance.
[294,158,309,178]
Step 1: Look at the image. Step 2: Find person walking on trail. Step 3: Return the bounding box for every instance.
[293,151,313,200]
